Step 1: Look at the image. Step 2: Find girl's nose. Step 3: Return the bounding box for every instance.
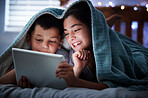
[69,31,76,41]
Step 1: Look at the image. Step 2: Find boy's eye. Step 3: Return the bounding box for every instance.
[49,41,56,43]
[36,39,42,42]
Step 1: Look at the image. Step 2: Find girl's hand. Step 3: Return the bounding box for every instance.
[72,50,90,77]
[18,76,33,88]
[56,61,78,87]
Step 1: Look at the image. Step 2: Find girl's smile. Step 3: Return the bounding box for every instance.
[72,41,82,48]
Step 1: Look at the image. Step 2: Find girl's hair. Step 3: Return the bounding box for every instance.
[28,14,63,38]
[63,1,91,30]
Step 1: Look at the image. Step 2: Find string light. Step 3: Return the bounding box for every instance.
[146,4,148,8]
[98,2,101,6]
[121,5,125,10]
[146,8,148,12]
[133,7,138,11]
[108,1,115,7]
[131,21,138,30]
[109,1,113,6]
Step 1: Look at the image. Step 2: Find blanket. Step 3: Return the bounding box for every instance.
[0,7,65,75]
[85,0,148,90]
[0,0,148,91]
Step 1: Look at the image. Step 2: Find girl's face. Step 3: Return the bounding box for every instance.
[28,25,61,53]
[64,15,92,51]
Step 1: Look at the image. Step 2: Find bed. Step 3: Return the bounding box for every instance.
[0,84,148,98]
[0,0,148,98]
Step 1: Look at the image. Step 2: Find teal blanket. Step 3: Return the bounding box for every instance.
[0,0,148,91]
[83,0,148,90]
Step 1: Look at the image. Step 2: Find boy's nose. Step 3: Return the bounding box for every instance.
[42,42,48,49]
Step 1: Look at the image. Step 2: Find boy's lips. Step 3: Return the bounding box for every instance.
[72,41,82,48]
[40,50,50,53]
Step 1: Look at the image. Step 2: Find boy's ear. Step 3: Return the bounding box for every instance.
[58,38,64,49]
[27,34,31,45]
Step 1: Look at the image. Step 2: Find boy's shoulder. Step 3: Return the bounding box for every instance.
[56,47,69,62]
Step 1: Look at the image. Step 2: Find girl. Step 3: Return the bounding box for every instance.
[56,1,109,90]
[56,0,148,91]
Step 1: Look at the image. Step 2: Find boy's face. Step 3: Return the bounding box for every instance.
[64,15,92,51]
[28,25,61,54]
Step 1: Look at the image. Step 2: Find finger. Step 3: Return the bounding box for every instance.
[56,66,73,75]
[73,51,82,59]
[83,50,87,60]
[22,76,27,88]
[27,81,32,88]
[57,74,70,80]
[58,63,71,68]
[57,71,68,76]
[77,50,82,59]
[81,50,88,60]
[77,50,82,58]
[86,50,90,60]
[58,74,68,79]
[19,76,23,88]
[84,50,90,60]
[56,67,69,74]
[73,51,78,57]
[56,71,69,79]
[79,50,83,60]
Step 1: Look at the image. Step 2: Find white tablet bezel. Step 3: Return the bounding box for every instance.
[12,48,66,89]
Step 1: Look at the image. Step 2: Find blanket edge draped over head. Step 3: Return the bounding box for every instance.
[0,8,64,76]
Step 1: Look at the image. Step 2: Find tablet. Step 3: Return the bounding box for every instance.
[12,48,67,89]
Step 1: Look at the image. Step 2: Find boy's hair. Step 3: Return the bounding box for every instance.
[28,14,63,39]
[63,2,91,30]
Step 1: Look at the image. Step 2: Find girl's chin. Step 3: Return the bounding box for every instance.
[73,47,85,51]
[73,47,80,51]
[71,44,88,51]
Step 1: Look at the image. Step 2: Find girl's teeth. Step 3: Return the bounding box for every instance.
[74,43,78,46]
[73,42,81,46]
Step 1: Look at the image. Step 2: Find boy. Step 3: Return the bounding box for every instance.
[0,14,66,88]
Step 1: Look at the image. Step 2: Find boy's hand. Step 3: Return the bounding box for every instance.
[72,50,90,77]
[56,61,78,87]
[18,76,33,88]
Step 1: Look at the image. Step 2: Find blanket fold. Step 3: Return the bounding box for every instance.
[85,0,148,90]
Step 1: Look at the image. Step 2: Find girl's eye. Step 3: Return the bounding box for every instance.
[74,28,81,32]
[36,39,42,42]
